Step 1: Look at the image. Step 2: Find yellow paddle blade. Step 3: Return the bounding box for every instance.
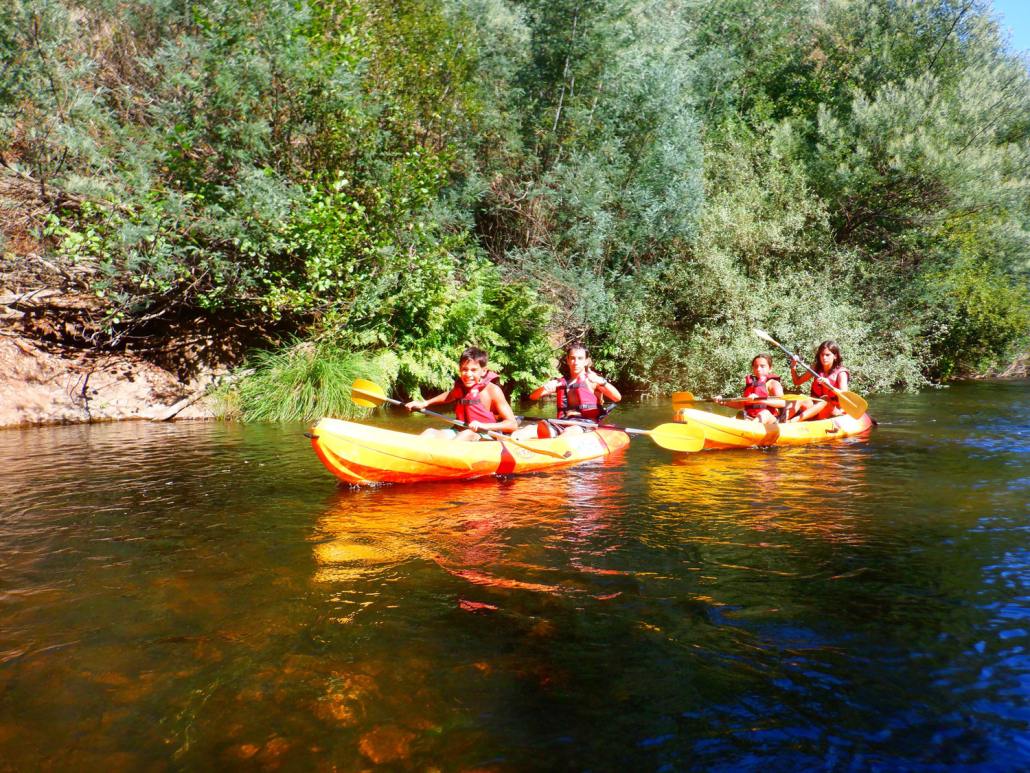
[351,378,388,408]
[838,390,868,419]
[646,422,706,453]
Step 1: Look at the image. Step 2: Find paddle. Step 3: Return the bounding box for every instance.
[671,390,806,404]
[350,379,572,459]
[544,417,706,453]
[751,329,868,419]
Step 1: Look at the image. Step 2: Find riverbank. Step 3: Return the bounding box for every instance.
[2,331,1028,429]
[0,334,218,428]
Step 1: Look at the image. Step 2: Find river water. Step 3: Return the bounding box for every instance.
[0,380,1027,769]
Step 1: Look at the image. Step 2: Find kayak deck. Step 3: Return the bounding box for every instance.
[310,418,630,485]
[675,407,874,450]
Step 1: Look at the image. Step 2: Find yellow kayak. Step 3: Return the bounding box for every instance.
[310,418,631,485]
[675,407,874,450]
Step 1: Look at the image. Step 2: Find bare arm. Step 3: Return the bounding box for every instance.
[596,377,621,403]
[790,360,812,386]
[467,385,518,434]
[529,378,561,401]
[405,387,457,411]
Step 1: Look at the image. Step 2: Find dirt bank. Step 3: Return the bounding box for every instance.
[0,334,220,428]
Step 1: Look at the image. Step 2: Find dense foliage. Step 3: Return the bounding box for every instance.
[2,0,1027,418]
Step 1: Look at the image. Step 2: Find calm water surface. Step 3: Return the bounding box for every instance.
[1,381,1028,769]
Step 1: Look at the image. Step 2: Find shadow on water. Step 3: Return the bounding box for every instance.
[0,380,1027,768]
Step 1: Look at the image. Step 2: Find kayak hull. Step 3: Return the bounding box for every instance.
[675,407,874,450]
[310,418,630,485]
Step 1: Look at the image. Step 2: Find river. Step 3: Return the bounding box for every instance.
[0,380,1027,769]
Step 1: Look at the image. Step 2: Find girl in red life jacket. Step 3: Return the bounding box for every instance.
[518,344,622,438]
[714,354,785,425]
[404,346,518,441]
[786,340,849,422]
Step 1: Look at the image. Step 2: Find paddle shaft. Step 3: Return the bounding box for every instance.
[547,417,638,432]
[547,418,705,452]
[673,391,804,404]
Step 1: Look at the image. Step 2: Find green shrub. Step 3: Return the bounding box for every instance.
[228,342,395,423]
[920,258,1030,379]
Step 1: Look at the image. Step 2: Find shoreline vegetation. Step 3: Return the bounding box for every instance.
[2,0,1028,427]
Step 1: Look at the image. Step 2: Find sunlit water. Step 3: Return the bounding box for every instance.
[0,381,1027,769]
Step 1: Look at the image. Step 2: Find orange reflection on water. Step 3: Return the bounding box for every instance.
[312,454,630,603]
[647,442,870,544]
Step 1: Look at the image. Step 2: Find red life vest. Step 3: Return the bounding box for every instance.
[811,366,849,404]
[743,374,781,418]
[453,371,500,425]
[555,376,601,420]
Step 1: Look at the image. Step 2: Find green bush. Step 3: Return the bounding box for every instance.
[226,342,395,423]
[4,0,1029,407]
[920,258,1030,379]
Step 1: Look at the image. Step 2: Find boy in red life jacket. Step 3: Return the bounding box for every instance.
[404,347,518,441]
[516,344,622,438]
[786,340,850,422]
[714,354,785,425]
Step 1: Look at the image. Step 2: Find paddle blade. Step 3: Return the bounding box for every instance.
[838,390,868,419]
[350,378,388,408]
[647,422,706,453]
[752,327,776,345]
[670,391,695,403]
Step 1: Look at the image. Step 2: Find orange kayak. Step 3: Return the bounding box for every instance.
[675,407,874,450]
[310,418,630,485]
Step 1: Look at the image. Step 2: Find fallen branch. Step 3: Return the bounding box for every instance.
[150,367,253,422]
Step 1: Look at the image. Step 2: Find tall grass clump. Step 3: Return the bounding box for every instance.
[228,342,396,422]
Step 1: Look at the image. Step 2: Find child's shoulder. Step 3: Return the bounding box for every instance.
[485,380,511,399]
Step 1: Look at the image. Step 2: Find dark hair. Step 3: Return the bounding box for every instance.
[813,340,843,371]
[459,346,488,367]
[558,342,591,377]
[751,353,773,368]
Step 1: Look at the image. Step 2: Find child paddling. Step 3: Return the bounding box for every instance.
[405,347,518,440]
[786,340,850,422]
[515,344,621,438]
[714,354,785,425]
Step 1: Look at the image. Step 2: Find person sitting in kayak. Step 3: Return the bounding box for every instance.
[714,353,785,425]
[404,347,518,440]
[786,340,849,422]
[517,343,622,438]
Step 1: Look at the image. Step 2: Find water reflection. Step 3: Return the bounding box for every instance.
[312,456,633,605]
[647,442,871,545]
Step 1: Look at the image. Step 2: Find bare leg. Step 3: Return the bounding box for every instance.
[786,398,813,422]
[796,399,828,422]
